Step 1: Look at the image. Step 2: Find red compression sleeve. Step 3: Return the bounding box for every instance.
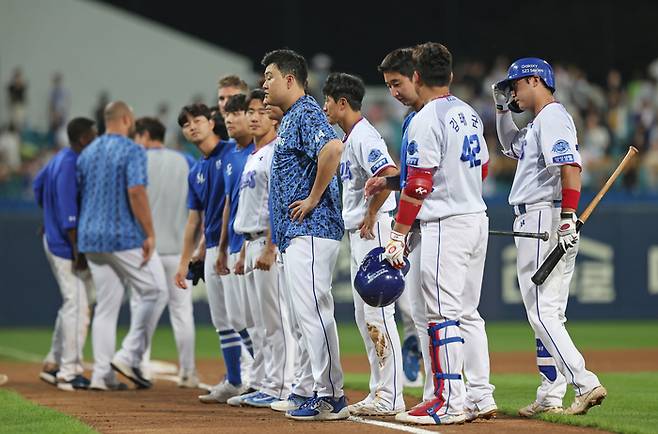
[395,198,422,226]
[482,161,489,180]
[562,188,580,210]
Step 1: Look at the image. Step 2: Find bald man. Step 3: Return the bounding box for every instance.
[77,101,166,391]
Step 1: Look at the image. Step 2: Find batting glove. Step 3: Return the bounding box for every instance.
[384,230,406,269]
[557,212,579,251]
[492,83,513,111]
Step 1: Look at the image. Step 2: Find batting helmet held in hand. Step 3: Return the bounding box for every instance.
[354,247,409,307]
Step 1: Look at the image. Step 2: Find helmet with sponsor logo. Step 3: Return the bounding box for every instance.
[496,57,555,93]
[354,247,409,307]
[495,57,555,113]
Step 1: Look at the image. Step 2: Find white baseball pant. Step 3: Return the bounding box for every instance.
[86,249,166,385]
[282,236,344,399]
[42,238,92,382]
[514,206,600,404]
[420,212,495,415]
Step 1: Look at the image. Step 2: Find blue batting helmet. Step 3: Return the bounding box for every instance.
[354,247,409,307]
[495,57,555,93]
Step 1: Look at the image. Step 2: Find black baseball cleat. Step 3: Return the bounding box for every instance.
[111,360,152,389]
[57,374,91,391]
[39,367,59,386]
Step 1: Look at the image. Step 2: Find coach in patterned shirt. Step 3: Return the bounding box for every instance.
[261,49,349,421]
[77,101,166,391]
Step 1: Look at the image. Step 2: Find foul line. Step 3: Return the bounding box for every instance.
[348,416,440,434]
[0,346,43,363]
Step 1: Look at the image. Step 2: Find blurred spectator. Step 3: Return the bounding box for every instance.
[48,73,70,147]
[0,123,21,175]
[581,111,611,188]
[93,91,110,134]
[7,68,27,129]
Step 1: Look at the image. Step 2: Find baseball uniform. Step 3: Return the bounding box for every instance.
[76,134,166,388]
[340,117,404,411]
[270,95,345,399]
[33,148,93,384]
[405,95,495,418]
[500,102,600,405]
[234,139,295,400]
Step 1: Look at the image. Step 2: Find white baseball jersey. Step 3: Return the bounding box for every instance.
[233,140,275,235]
[406,95,488,221]
[340,117,396,230]
[505,102,582,205]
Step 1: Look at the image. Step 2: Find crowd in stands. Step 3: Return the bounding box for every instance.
[2,57,658,201]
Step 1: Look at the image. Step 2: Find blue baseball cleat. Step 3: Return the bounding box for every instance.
[242,392,281,408]
[286,395,350,421]
[402,335,421,384]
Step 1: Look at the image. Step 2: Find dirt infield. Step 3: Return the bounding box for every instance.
[3,348,654,433]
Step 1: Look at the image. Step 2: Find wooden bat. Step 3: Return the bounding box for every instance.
[531,146,638,285]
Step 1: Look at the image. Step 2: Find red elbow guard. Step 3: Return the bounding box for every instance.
[403,167,433,200]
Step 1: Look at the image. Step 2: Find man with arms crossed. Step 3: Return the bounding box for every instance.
[262,49,349,421]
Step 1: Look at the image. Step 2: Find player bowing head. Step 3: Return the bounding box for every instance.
[261,49,308,111]
[322,72,365,127]
[378,48,420,109]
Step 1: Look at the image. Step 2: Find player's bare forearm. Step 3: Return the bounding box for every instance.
[180,211,201,268]
[561,164,582,213]
[310,139,344,203]
[367,166,399,217]
[127,185,155,239]
[66,228,79,259]
[218,197,231,253]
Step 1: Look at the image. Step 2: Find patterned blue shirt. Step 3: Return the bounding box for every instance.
[399,111,417,189]
[33,148,80,259]
[270,95,344,252]
[187,140,232,249]
[224,141,255,254]
[76,134,148,253]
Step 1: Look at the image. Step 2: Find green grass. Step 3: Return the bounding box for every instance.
[344,372,658,434]
[1,320,657,362]
[0,389,97,434]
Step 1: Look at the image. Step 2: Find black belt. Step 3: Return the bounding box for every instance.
[512,200,561,216]
[243,231,266,241]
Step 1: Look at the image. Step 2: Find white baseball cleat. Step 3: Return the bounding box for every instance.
[465,403,498,422]
[395,398,465,425]
[348,397,405,416]
[198,380,244,404]
[271,393,311,412]
[177,372,200,389]
[564,385,607,415]
[518,401,564,417]
[227,389,259,407]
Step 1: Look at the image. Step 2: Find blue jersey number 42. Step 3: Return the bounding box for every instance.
[460,134,481,168]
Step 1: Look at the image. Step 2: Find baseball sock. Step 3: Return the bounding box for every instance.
[219,329,242,385]
[238,329,254,357]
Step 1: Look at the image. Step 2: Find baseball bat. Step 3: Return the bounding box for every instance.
[531,146,639,285]
[489,230,549,241]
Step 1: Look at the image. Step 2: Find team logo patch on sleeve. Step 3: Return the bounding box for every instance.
[552,140,570,154]
[368,149,382,162]
[370,158,389,174]
[553,154,575,164]
[407,141,418,155]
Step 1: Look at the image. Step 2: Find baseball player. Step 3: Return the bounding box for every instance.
[231,88,295,407]
[77,101,167,391]
[262,48,349,421]
[493,57,606,416]
[383,43,495,425]
[33,117,96,391]
[133,117,198,388]
[173,103,245,403]
[215,94,261,396]
[217,75,249,117]
[322,72,405,415]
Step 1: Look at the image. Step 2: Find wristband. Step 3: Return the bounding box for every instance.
[562,188,580,211]
[395,197,422,226]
